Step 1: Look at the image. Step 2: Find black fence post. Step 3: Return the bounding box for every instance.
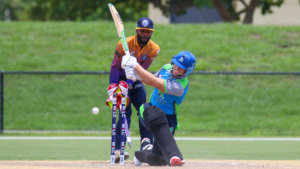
[0,72,3,134]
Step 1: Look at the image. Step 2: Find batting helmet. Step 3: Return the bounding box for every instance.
[171,51,196,77]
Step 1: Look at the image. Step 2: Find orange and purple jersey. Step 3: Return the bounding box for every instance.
[110,35,160,83]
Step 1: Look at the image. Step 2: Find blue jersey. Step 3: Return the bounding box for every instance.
[149,64,189,115]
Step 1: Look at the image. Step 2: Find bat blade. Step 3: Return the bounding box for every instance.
[108,3,129,55]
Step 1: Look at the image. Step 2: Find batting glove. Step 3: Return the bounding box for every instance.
[121,54,138,69]
[125,67,136,82]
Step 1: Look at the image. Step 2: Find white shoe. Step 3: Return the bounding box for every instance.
[141,138,153,151]
[134,156,142,166]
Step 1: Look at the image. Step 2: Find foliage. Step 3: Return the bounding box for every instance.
[193,0,285,15]
[0,0,23,20]
[260,0,284,14]
[1,0,297,23]
[0,0,148,21]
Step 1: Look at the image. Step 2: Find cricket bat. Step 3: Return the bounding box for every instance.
[108,3,132,148]
[108,3,130,56]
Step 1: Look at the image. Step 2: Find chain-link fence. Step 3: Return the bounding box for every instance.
[0,71,299,136]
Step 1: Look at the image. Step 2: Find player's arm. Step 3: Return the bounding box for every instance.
[135,64,165,92]
[110,43,124,84]
[121,52,164,92]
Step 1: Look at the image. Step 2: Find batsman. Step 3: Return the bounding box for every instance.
[121,51,196,166]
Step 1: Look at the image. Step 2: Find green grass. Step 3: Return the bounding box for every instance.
[181,75,300,136]
[0,22,300,71]
[0,139,299,160]
[2,73,300,136]
[0,22,300,136]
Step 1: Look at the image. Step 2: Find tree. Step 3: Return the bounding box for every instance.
[146,0,287,24]
[2,0,148,21]
[0,0,21,20]
[24,0,148,21]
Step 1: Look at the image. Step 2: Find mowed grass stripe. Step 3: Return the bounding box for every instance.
[1,136,300,141]
[0,139,300,160]
[1,22,299,71]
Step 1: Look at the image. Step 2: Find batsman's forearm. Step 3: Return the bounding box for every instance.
[135,65,165,92]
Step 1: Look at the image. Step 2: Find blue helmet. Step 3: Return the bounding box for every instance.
[171,51,196,77]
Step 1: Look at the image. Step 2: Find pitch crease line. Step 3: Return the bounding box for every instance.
[0,137,300,141]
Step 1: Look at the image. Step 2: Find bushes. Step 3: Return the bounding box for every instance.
[0,0,148,21]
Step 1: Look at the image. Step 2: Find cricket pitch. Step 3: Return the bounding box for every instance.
[1,160,299,169]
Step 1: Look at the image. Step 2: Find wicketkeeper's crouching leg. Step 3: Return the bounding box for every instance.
[134,103,185,166]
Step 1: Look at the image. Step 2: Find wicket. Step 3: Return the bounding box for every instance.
[110,85,128,165]
[110,93,117,165]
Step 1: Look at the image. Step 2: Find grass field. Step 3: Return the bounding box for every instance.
[0,22,299,72]
[0,22,300,136]
[3,73,300,136]
[1,21,300,169]
[1,137,300,169]
[1,138,300,160]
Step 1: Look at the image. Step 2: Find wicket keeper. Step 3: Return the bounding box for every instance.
[109,17,160,163]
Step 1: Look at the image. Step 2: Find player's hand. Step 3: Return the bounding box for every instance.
[121,54,138,69]
[106,83,119,104]
[125,67,136,82]
[107,83,119,97]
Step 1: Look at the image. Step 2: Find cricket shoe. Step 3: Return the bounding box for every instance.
[135,150,167,166]
[133,156,142,166]
[114,150,129,163]
[170,156,185,166]
[140,138,153,151]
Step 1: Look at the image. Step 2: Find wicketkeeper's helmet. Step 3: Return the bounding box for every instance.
[171,51,196,77]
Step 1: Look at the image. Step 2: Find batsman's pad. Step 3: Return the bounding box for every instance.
[142,104,183,164]
[143,105,167,131]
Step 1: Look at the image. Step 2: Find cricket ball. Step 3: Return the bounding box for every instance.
[92,107,99,115]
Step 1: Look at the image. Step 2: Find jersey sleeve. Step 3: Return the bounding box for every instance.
[164,78,189,97]
[152,44,160,57]
[116,41,126,56]
[109,41,125,84]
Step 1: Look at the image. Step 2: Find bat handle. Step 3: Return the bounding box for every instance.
[125,51,130,56]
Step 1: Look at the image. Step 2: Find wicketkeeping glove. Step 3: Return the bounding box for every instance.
[105,81,130,109]
[107,83,119,100]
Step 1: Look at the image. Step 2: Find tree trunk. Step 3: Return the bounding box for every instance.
[212,0,234,22]
[243,0,260,24]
